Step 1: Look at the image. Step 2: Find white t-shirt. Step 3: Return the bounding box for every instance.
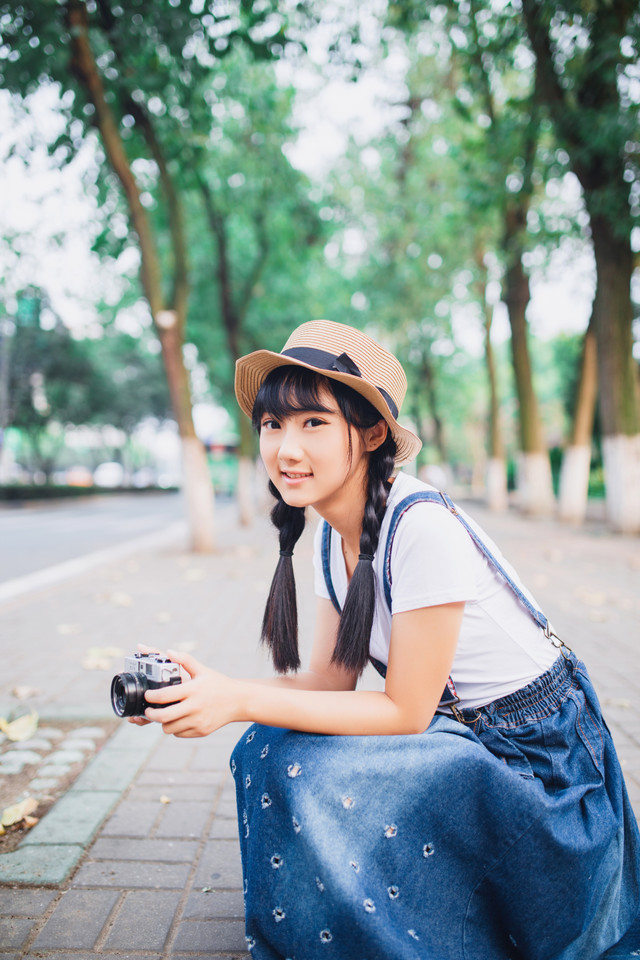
[312,472,559,711]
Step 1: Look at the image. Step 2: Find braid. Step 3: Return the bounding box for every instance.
[261,480,306,673]
[331,437,396,675]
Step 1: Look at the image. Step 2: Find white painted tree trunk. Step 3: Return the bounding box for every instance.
[515,451,555,515]
[237,456,255,527]
[486,457,508,512]
[181,435,215,552]
[558,445,591,524]
[602,434,640,533]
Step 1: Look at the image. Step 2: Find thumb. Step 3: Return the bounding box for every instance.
[167,649,202,680]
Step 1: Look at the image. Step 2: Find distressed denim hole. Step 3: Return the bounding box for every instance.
[271,854,283,869]
[230,758,236,776]
[292,816,302,833]
[273,907,286,922]
[246,730,256,743]
[320,929,333,943]
[342,795,355,809]
[350,859,360,872]
[408,929,420,941]
[423,842,435,857]
[261,794,272,809]
[245,774,252,788]
[388,885,400,899]
[363,898,376,913]
[287,763,302,778]
[261,745,270,759]
[315,876,325,892]
[384,823,398,838]
[245,936,255,950]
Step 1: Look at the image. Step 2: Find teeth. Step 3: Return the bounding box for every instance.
[284,473,311,478]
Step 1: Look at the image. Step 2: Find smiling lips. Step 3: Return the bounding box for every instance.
[282,471,312,481]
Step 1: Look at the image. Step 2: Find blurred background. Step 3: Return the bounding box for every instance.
[0,0,639,551]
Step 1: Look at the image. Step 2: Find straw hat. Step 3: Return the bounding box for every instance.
[235,319,422,465]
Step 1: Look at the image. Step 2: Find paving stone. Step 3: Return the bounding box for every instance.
[28,777,61,792]
[47,749,85,764]
[90,837,198,862]
[7,738,52,752]
[73,727,107,739]
[37,727,64,739]
[193,840,244,890]
[31,889,120,950]
[183,889,245,920]
[173,919,246,953]
[129,783,217,802]
[0,844,84,886]
[100,800,161,838]
[210,817,240,839]
[1,750,42,765]
[60,738,96,751]
[155,800,211,839]
[21,789,120,847]
[0,890,58,916]
[103,889,180,950]
[71,745,149,792]
[36,763,72,777]
[72,859,191,889]
[0,917,36,949]
[137,769,221,786]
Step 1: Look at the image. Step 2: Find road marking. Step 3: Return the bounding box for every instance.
[0,521,187,607]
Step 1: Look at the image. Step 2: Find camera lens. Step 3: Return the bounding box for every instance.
[110,672,148,717]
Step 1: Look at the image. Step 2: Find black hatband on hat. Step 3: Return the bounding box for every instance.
[281,346,399,419]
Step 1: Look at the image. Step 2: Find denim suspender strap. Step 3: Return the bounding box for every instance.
[320,513,459,704]
[383,490,561,644]
[321,520,342,616]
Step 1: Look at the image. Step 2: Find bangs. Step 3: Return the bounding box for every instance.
[252,366,337,428]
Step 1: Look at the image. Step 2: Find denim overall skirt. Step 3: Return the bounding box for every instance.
[232,494,640,960]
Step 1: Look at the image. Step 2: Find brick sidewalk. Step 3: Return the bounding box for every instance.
[0,497,639,958]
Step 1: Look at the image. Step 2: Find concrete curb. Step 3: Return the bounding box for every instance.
[0,721,163,886]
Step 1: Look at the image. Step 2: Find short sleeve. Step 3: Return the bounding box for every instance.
[388,503,479,615]
[313,519,331,600]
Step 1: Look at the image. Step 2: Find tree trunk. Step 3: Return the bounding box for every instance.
[475,249,507,512]
[67,0,215,551]
[558,317,597,523]
[503,221,554,514]
[589,211,640,532]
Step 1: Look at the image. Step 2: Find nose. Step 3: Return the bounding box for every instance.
[277,424,304,463]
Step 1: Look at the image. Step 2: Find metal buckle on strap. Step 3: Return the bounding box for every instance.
[544,620,572,658]
[450,703,481,725]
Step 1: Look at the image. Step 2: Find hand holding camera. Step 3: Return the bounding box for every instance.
[111,652,182,718]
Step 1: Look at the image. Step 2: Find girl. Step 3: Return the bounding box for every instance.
[143,320,640,960]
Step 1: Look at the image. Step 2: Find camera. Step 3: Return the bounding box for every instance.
[111,653,182,718]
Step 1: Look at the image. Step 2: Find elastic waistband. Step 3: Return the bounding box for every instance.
[455,651,578,727]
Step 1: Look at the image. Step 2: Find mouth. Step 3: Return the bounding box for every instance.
[281,471,313,481]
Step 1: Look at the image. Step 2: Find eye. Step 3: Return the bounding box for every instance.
[305,417,326,428]
[261,417,280,431]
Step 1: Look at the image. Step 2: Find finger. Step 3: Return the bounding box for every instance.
[144,701,189,724]
[166,649,203,679]
[137,644,165,657]
[144,682,189,705]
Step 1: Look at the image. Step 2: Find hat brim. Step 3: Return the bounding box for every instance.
[235,349,422,466]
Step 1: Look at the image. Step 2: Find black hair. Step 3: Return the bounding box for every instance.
[253,365,397,676]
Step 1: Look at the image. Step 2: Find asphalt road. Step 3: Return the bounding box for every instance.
[0,492,187,583]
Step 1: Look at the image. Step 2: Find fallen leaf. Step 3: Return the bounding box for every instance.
[110,592,133,607]
[1,797,38,827]
[0,823,5,836]
[11,686,41,701]
[159,795,171,805]
[56,623,82,635]
[83,647,125,670]
[23,815,39,829]
[0,712,39,742]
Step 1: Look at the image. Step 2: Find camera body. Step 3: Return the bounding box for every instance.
[111,653,182,718]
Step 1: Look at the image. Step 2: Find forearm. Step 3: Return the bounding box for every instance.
[247,670,351,693]
[235,680,430,736]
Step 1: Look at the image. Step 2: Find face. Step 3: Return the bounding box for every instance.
[259,388,383,515]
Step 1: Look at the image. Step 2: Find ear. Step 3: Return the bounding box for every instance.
[364,419,388,452]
